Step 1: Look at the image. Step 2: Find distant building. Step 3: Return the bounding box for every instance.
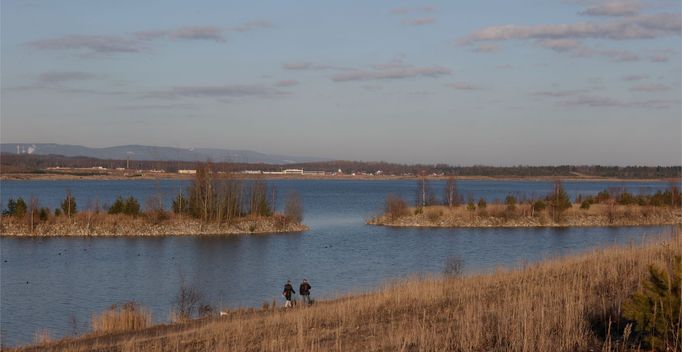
[283,169,304,175]
[178,169,197,174]
[303,170,326,176]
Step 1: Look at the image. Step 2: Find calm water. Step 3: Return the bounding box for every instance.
[0,179,676,346]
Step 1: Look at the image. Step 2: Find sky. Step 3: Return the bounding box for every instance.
[1,0,681,166]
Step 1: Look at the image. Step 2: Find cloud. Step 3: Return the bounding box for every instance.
[474,44,499,53]
[537,38,641,61]
[28,35,143,55]
[145,85,287,100]
[448,82,483,90]
[389,6,435,15]
[649,54,670,62]
[274,79,299,87]
[331,66,451,82]
[30,20,270,56]
[38,71,97,84]
[622,74,649,81]
[135,26,226,42]
[579,1,644,17]
[232,20,272,32]
[461,13,681,43]
[533,89,591,97]
[282,62,348,70]
[561,94,678,108]
[401,17,436,26]
[171,26,226,42]
[630,83,670,92]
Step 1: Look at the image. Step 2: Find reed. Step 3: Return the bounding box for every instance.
[90,302,151,334]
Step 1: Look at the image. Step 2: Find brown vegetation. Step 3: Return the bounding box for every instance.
[13,230,681,352]
[91,303,151,334]
[369,203,681,228]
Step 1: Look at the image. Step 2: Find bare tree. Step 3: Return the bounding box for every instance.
[443,177,460,207]
[29,196,39,233]
[284,191,303,224]
[416,175,436,207]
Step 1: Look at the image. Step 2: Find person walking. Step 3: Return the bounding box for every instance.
[282,280,296,308]
[299,279,312,305]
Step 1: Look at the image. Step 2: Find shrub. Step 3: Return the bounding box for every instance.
[284,192,304,224]
[39,207,50,222]
[385,194,409,220]
[414,207,423,215]
[466,200,476,212]
[548,181,571,222]
[91,302,151,334]
[426,208,443,222]
[580,200,591,210]
[477,198,487,209]
[124,197,140,216]
[61,192,77,217]
[13,197,28,217]
[54,208,62,217]
[532,200,546,212]
[172,194,189,214]
[623,256,681,350]
[505,195,517,211]
[108,197,125,214]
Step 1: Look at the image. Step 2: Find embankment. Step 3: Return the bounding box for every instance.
[11,229,680,351]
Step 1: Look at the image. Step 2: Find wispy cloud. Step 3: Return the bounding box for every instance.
[578,1,644,17]
[389,6,435,15]
[331,66,451,82]
[29,20,271,56]
[448,82,484,90]
[537,39,641,61]
[630,83,670,92]
[232,20,273,32]
[401,17,436,26]
[474,44,499,53]
[282,62,348,70]
[28,35,143,56]
[461,13,681,43]
[532,89,592,97]
[37,71,97,84]
[145,85,288,100]
[561,94,678,108]
[622,74,649,81]
[274,79,299,87]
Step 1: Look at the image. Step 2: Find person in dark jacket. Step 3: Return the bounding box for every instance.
[299,279,312,305]
[282,280,296,308]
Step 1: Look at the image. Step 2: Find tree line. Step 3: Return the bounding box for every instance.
[2,153,680,179]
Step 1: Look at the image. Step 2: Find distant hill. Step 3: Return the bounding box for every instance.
[0,143,325,164]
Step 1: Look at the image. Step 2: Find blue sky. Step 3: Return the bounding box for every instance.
[1,0,680,165]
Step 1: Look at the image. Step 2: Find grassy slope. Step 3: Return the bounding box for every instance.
[12,229,680,352]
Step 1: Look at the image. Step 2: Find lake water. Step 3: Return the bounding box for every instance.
[0,179,677,346]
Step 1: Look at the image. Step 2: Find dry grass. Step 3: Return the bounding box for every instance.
[14,229,680,352]
[370,203,681,227]
[91,302,151,334]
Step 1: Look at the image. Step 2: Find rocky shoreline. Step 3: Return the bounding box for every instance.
[368,207,682,228]
[0,217,308,237]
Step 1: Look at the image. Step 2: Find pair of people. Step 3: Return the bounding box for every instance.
[282,279,312,308]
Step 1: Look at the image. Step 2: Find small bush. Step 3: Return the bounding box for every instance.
[532,200,546,212]
[61,192,77,217]
[284,192,304,224]
[39,207,50,221]
[623,255,681,350]
[426,208,443,222]
[385,194,409,220]
[108,196,141,216]
[414,207,423,215]
[172,194,189,214]
[580,200,591,210]
[505,195,517,211]
[91,302,151,334]
[54,208,62,217]
[14,197,27,217]
[477,198,487,209]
